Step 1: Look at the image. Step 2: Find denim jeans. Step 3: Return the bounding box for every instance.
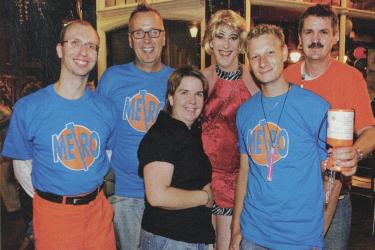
[111,195,145,250]
[240,238,269,250]
[26,220,34,240]
[240,238,321,250]
[324,193,351,250]
[140,230,208,250]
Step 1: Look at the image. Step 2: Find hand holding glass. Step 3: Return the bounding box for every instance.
[325,109,354,205]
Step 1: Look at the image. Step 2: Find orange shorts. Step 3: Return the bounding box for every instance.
[33,190,115,250]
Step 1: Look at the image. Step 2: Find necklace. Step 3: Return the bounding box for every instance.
[215,64,242,80]
[260,83,291,181]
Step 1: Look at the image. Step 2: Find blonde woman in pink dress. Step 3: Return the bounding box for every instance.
[201,9,259,250]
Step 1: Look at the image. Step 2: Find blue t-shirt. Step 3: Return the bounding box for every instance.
[236,85,330,249]
[97,62,174,198]
[1,85,116,196]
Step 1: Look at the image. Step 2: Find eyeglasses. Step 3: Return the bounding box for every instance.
[60,39,99,53]
[129,29,164,39]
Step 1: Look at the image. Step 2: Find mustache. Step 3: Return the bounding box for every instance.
[308,42,324,48]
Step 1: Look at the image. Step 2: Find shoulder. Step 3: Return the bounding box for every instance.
[104,63,131,74]
[90,92,113,108]
[238,92,261,115]
[89,92,117,123]
[331,60,363,78]
[241,65,259,95]
[152,65,174,79]
[284,61,302,82]
[100,63,133,82]
[139,125,166,154]
[201,65,217,92]
[241,65,251,80]
[292,86,330,108]
[162,64,174,74]
[15,86,49,110]
[98,63,134,93]
[201,65,214,78]
[285,61,301,72]
[11,86,50,124]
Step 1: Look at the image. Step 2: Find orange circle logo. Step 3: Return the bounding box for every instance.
[52,123,100,171]
[247,120,289,166]
[123,90,163,132]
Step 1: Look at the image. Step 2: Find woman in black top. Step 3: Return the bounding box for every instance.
[138,65,215,249]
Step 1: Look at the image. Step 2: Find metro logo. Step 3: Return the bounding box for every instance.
[52,122,100,171]
[247,119,289,166]
[123,90,164,132]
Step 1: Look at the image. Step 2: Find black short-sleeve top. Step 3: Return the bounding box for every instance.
[138,111,215,244]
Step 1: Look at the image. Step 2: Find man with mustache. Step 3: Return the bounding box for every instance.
[284,4,375,249]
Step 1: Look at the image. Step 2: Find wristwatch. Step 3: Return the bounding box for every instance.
[324,169,342,180]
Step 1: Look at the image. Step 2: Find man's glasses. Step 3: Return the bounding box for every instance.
[129,29,164,39]
[60,39,99,53]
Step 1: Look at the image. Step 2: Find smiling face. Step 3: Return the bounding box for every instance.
[247,34,288,86]
[299,15,338,62]
[168,76,205,129]
[210,25,240,72]
[57,23,99,79]
[128,11,165,72]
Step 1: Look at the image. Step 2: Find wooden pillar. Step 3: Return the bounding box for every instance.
[245,0,251,66]
[97,28,107,79]
[201,0,206,70]
[339,0,347,63]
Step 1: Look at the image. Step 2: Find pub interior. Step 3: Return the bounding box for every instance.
[1,0,375,249]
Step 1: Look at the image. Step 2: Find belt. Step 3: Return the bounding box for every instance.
[36,185,103,205]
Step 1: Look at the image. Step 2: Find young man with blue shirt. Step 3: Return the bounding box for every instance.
[1,20,116,249]
[230,24,329,250]
[97,3,174,250]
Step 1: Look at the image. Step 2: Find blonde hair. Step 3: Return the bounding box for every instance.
[202,9,247,55]
[246,24,285,46]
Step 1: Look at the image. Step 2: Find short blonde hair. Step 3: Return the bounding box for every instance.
[202,9,247,55]
[246,24,285,46]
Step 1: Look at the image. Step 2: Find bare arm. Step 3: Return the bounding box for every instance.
[230,154,249,250]
[143,161,213,210]
[0,104,11,125]
[323,175,342,235]
[201,64,217,95]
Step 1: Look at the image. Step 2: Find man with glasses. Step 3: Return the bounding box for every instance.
[1,20,116,249]
[97,3,174,250]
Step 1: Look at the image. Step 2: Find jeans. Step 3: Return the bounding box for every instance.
[26,220,34,240]
[111,195,145,250]
[324,193,351,250]
[140,230,208,250]
[240,238,321,250]
[240,238,268,250]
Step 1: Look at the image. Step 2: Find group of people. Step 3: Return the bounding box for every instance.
[1,2,374,250]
